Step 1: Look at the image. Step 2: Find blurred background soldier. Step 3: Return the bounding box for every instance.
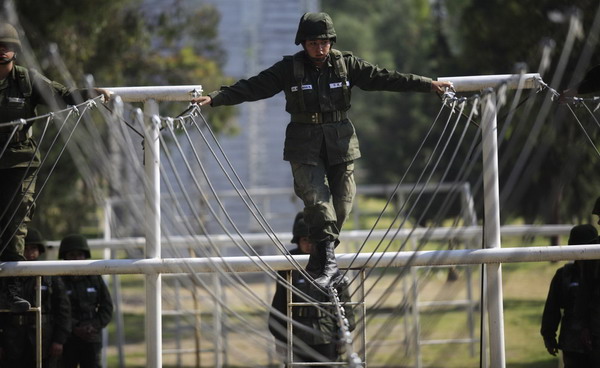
[59,234,113,368]
[540,224,597,367]
[268,212,355,367]
[0,228,71,367]
[0,22,109,312]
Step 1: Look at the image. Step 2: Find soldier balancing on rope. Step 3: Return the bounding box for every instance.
[192,12,453,289]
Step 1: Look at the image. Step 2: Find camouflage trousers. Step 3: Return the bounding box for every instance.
[290,160,356,243]
[0,167,37,262]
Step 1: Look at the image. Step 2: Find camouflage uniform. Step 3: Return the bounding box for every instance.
[0,228,71,368]
[208,36,431,245]
[547,224,599,367]
[0,275,71,368]
[268,213,355,366]
[541,262,589,367]
[0,28,95,262]
[59,235,113,368]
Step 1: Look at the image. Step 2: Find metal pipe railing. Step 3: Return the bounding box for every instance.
[2,243,599,276]
[43,224,575,250]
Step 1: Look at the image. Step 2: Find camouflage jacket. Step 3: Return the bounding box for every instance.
[62,275,113,343]
[268,247,356,346]
[0,65,91,169]
[209,49,432,166]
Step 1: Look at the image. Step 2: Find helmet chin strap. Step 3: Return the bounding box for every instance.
[0,53,16,65]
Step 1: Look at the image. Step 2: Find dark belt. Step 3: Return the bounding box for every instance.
[290,111,348,124]
[0,129,30,145]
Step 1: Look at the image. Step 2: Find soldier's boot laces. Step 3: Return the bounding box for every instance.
[6,278,30,313]
[313,240,342,289]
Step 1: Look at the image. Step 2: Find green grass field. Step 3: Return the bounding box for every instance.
[102,196,572,367]
[103,256,566,367]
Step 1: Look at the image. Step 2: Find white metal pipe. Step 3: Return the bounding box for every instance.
[2,243,600,276]
[104,85,203,102]
[481,92,505,367]
[143,100,162,368]
[437,74,541,92]
[43,224,574,250]
[35,277,42,368]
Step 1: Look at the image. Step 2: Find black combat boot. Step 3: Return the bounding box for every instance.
[5,277,30,313]
[312,240,340,289]
[305,243,321,276]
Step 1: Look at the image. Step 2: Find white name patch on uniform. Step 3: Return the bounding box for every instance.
[291,85,313,92]
[329,81,350,89]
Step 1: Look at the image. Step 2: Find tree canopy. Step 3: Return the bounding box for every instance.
[323,0,600,225]
[2,0,233,238]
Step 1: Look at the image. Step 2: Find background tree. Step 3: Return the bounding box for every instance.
[2,0,234,239]
[324,0,477,224]
[324,0,600,227]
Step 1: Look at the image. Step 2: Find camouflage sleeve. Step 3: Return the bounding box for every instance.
[29,69,95,108]
[51,276,72,344]
[268,270,288,343]
[347,54,432,93]
[540,268,563,339]
[92,276,113,330]
[210,59,287,107]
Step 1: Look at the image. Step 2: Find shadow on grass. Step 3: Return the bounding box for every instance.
[505,359,559,368]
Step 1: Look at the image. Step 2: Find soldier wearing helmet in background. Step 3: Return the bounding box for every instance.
[268,212,355,366]
[0,228,71,367]
[541,224,598,367]
[58,234,113,368]
[0,22,109,313]
[192,12,453,291]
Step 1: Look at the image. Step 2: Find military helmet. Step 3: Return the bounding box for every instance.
[294,12,337,45]
[568,224,598,245]
[593,197,600,216]
[58,234,91,259]
[291,211,309,244]
[0,23,21,51]
[25,228,46,254]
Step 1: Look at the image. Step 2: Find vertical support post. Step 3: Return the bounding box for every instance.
[141,100,162,368]
[360,269,367,365]
[174,277,182,367]
[460,183,477,357]
[189,247,202,368]
[286,270,293,366]
[213,273,223,368]
[103,200,125,367]
[35,276,42,368]
[480,91,506,367]
[410,238,421,368]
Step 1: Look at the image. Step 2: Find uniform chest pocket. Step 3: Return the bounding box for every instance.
[328,77,350,108]
[6,97,26,109]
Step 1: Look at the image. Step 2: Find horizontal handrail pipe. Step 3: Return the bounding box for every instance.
[44,224,574,250]
[437,73,541,92]
[2,243,599,277]
[104,85,204,102]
